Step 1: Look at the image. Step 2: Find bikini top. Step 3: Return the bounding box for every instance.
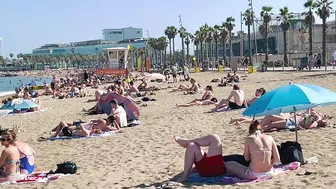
[250,131,271,163]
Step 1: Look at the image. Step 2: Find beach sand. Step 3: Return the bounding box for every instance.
[2,70,336,189]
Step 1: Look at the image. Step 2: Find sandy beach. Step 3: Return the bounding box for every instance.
[2,70,336,189]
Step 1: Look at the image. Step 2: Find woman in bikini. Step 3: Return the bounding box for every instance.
[171,78,199,92]
[225,120,280,180]
[0,130,25,182]
[176,85,218,107]
[13,141,36,174]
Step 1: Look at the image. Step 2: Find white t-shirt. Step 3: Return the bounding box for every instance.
[111,105,128,127]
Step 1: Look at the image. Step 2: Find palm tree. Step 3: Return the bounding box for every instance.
[164,26,177,65]
[193,32,200,62]
[278,6,292,70]
[184,33,192,63]
[213,25,221,63]
[9,53,13,59]
[243,9,254,66]
[224,17,235,68]
[303,0,317,58]
[199,25,209,61]
[205,26,214,61]
[299,27,308,50]
[178,27,187,63]
[219,24,229,65]
[259,6,273,63]
[316,0,333,71]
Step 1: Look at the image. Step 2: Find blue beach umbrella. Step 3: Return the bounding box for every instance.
[242,84,336,142]
[1,99,39,110]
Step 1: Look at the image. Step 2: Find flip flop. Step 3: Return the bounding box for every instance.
[296,171,316,176]
[161,181,177,189]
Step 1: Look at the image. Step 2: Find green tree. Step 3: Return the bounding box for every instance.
[316,0,333,71]
[278,6,292,69]
[178,27,187,62]
[259,6,273,63]
[303,0,317,58]
[219,24,229,64]
[164,26,178,65]
[205,26,214,61]
[243,9,254,66]
[224,17,235,68]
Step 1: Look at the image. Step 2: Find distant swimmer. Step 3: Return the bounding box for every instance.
[9,81,11,85]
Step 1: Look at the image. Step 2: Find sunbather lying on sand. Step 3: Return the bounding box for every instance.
[171,78,200,92]
[229,110,328,131]
[176,85,217,107]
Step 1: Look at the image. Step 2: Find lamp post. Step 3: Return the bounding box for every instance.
[0,37,3,57]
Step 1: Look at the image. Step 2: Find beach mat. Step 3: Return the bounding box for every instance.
[187,162,300,184]
[44,130,123,141]
[0,172,68,185]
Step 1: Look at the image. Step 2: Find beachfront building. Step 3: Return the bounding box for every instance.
[194,18,336,64]
[103,27,143,41]
[32,27,146,56]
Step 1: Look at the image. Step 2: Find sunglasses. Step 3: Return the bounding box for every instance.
[0,138,10,142]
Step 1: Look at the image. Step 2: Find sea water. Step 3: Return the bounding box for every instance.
[0,76,52,96]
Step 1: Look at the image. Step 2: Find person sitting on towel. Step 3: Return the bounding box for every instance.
[246,88,266,107]
[0,130,26,182]
[225,120,280,180]
[11,139,36,175]
[110,100,128,127]
[176,85,217,107]
[211,84,246,112]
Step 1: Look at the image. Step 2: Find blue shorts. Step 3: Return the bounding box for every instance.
[285,119,296,129]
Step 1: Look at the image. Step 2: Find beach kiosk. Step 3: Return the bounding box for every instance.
[96,47,129,76]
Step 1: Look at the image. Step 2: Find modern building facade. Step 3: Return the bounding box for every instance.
[32,26,146,56]
[102,27,143,41]
[195,18,336,62]
[32,39,146,56]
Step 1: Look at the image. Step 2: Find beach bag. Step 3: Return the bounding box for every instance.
[278,141,304,164]
[54,161,77,174]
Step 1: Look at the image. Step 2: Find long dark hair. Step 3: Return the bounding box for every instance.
[249,120,263,135]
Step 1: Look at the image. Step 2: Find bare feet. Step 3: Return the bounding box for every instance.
[229,117,234,124]
[174,136,190,148]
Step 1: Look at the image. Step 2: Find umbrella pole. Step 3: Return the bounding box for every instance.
[294,109,298,143]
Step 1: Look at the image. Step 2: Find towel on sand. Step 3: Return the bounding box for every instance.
[46,130,123,141]
[187,162,300,184]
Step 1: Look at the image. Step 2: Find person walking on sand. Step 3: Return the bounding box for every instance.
[211,84,246,112]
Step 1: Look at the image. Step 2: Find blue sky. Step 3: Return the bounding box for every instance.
[0,0,334,58]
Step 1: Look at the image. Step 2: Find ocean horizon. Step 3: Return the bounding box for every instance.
[0,76,52,96]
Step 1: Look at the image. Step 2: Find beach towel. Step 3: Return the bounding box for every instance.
[45,130,123,141]
[0,172,68,185]
[187,162,300,185]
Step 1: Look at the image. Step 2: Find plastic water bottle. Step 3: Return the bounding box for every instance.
[305,156,319,164]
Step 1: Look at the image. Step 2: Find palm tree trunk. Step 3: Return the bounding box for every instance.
[169,39,172,65]
[248,24,252,66]
[215,41,218,62]
[196,45,199,64]
[323,18,327,71]
[172,38,176,64]
[200,42,204,61]
[186,44,190,63]
[283,30,288,71]
[209,42,212,61]
[309,10,313,56]
[229,32,232,69]
[181,38,185,63]
[222,41,226,65]
[164,49,167,67]
[265,24,269,63]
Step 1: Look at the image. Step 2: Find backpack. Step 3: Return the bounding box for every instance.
[54,161,78,174]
